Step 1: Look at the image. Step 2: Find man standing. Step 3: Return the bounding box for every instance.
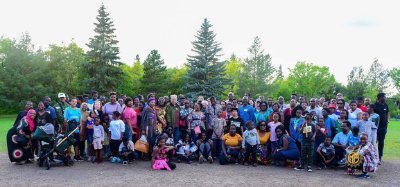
[43,96,57,126]
[54,93,70,133]
[307,98,322,118]
[374,93,389,163]
[238,96,255,124]
[87,91,98,111]
[225,92,234,105]
[166,95,181,144]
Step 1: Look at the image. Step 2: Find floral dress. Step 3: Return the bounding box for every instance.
[189,112,206,130]
[155,106,167,133]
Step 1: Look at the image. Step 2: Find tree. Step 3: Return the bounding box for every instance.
[141,50,167,96]
[367,58,390,92]
[0,34,49,113]
[84,3,122,94]
[45,41,85,95]
[276,64,284,81]
[185,18,229,99]
[287,61,336,99]
[116,55,144,96]
[239,36,275,97]
[345,66,368,100]
[391,67,400,92]
[224,54,243,95]
[165,66,187,96]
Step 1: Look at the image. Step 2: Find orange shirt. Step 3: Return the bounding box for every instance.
[222,133,242,147]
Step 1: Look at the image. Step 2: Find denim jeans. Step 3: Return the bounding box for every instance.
[212,139,222,158]
[219,149,240,165]
[173,128,180,145]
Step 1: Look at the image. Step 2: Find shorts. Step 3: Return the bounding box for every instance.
[93,138,103,150]
[73,133,80,147]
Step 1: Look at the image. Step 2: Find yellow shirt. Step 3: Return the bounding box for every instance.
[222,133,242,147]
[258,131,270,145]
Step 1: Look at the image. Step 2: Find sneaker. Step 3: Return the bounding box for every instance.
[74,156,83,161]
[207,156,213,164]
[294,166,305,171]
[188,160,193,164]
[122,161,128,165]
[199,155,204,164]
[244,162,249,166]
[253,163,258,167]
[307,167,313,172]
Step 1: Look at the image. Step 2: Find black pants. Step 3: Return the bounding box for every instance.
[245,144,258,164]
[334,146,345,161]
[377,127,387,160]
[316,154,336,167]
[110,140,121,157]
[79,140,86,156]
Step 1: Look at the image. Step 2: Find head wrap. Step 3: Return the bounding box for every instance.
[25,109,35,131]
[148,97,156,104]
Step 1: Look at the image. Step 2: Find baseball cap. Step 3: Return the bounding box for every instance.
[58,93,66,98]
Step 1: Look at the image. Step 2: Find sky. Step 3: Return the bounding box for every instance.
[1,0,399,86]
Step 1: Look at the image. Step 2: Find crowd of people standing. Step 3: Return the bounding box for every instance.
[8,90,390,178]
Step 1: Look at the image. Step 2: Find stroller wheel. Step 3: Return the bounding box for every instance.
[44,157,50,170]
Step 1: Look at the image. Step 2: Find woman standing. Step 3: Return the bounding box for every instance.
[122,97,137,141]
[257,121,270,165]
[348,100,362,127]
[7,109,36,164]
[141,97,158,147]
[188,103,206,142]
[155,97,167,134]
[79,103,90,159]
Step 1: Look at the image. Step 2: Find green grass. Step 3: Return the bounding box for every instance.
[1,115,399,159]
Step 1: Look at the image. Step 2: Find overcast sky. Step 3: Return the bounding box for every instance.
[1,0,399,85]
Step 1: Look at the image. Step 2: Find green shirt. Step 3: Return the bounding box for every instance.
[54,102,70,124]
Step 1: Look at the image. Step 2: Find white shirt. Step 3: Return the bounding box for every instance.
[93,125,105,141]
[109,119,125,140]
[119,140,134,152]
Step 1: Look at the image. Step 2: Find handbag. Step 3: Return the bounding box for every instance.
[194,126,201,135]
[134,140,149,153]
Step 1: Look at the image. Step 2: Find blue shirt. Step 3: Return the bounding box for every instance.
[348,133,359,147]
[238,105,255,124]
[45,106,57,120]
[254,110,270,125]
[324,117,336,137]
[332,131,352,146]
[64,107,81,122]
[289,117,304,142]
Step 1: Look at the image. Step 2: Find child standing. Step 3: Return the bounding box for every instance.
[289,109,304,151]
[92,117,104,163]
[368,104,380,159]
[176,134,197,164]
[242,121,260,167]
[86,111,96,162]
[102,115,111,158]
[268,113,284,155]
[108,111,125,158]
[295,114,316,172]
[316,137,336,169]
[355,112,373,143]
[212,111,226,159]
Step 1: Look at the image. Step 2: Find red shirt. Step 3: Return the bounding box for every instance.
[358,105,367,112]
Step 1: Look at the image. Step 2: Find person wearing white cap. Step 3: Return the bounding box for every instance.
[54,92,70,133]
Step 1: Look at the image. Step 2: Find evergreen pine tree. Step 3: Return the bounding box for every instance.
[141,50,167,96]
[185,18,229,99]
[276,65,284,80]
[84,3,121,94]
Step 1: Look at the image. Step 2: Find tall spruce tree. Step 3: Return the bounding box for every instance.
[239,36,275,96]
[141,50,167,96]
[185,18,229,99]
[84,3,121,94]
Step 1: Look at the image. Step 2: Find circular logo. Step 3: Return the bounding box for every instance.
[13,149,23,159]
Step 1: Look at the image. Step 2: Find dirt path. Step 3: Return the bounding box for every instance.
[0,154,399,187]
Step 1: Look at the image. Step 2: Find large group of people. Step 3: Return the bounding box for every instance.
[8,90,390,178]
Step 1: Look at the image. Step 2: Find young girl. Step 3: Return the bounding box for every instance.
[196,132,213,164]
[356,133,378,179]
[102,115,111,159]
[152,137,176,171]
[268,112,284,155]
[86,111,96,162]
[92,117,104,163]
[176,134,197,164]
[212,111,226,159]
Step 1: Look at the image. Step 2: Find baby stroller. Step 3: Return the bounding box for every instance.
[33,120,79,170]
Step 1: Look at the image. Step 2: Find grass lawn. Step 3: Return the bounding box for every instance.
[1,114,399,159]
